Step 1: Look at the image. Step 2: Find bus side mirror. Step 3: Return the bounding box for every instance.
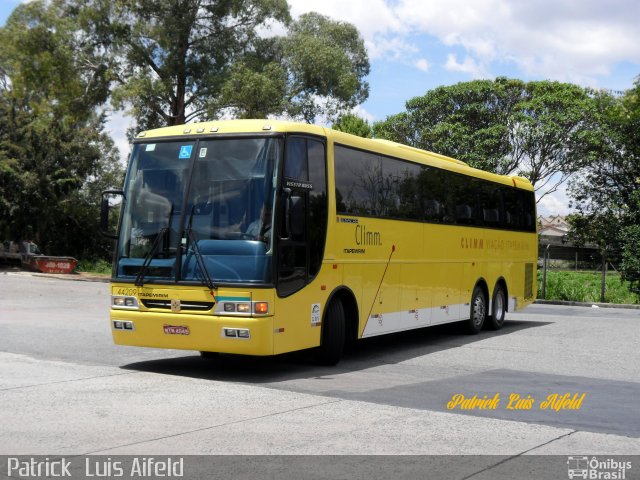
[101,190,124,239]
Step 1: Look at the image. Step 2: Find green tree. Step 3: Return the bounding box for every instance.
[373,78,524,172]
[513,81,601,197]
[569,78,640,293]
[0,0,123,259]
[223,13,369,123]
[332,113,372,138]
[78,1,369,132]
[373,78,599,201]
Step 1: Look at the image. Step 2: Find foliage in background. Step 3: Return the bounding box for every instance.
[73,0,369,135]
[565,213,622,261]
[76,258,113,275]
[331,113,372,138]
[538,271,639,305]
[0,0,370,262]
[223,12,369,123]
[568,78,640,293]
[372,78,601,201]
[0,0,123,259]
[373,78,522,171]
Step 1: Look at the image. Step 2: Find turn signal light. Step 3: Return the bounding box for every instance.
[254,302,269,314]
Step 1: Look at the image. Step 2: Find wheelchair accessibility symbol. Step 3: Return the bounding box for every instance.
[179,145,193,159]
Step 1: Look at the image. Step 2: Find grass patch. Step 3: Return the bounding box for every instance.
[76,259,112,275]
[538,270,640,304]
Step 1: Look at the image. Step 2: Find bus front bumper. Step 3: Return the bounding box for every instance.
[110,311,274,355]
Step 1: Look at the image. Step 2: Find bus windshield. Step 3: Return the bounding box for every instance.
[115,137,281,285]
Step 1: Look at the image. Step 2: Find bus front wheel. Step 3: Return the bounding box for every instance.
[487,285,506,330]
[467,286,486,334]
[316,299,346,366]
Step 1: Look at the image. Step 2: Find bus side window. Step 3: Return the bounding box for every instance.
[503,187,522,230]
[285,138,309,181]
[277,136,327,297]
[452,174,480,225]
[308,139,327,277]
[481,182,502,227]
[420,166,446,223]
[521,190,536,232]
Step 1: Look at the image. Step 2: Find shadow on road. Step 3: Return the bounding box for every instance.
[121,319,551,383]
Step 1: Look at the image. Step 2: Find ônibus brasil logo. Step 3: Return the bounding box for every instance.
[567,456,632,479]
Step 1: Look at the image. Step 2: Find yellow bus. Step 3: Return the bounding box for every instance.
[103,120,537,365]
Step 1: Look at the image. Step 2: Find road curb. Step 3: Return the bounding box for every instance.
[535,299,640,310]
[2,270,110,283]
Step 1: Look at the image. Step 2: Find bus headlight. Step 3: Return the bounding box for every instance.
[236,303,250,313]
[112,296,140,310]
[217,301,270,316]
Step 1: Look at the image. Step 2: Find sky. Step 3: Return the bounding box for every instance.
[2,0,640,215]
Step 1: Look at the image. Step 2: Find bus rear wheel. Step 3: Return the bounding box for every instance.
[487,285,506,330]
[316,299,346,366]
[466,286,486,334]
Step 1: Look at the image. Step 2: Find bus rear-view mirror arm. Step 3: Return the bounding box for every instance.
[100,190,124,239]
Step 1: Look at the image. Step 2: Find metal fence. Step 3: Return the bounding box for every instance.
[538,234,626,303]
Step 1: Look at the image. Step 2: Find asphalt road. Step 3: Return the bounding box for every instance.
[1,271,639,458]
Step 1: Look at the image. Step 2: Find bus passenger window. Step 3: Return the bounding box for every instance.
[285,138,309,180]
[503,187,522,230]
[419,166,447,222]
[481,182,502,227]
[452,175,479,225]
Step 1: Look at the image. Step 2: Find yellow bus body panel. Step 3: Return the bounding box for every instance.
[111,120,537,356]
[111,285,275,355]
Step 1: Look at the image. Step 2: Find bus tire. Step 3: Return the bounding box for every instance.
[199,351,219,359]
[467,286,486,334]
[488,285,506,330]
[316,299,346,366]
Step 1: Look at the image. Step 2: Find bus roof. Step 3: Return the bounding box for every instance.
[136,119,534,191]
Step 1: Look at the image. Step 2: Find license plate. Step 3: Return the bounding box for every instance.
[163,325,190,335]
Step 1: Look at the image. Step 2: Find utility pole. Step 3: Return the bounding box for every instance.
[600,249,607,303]
[542,244,550,299]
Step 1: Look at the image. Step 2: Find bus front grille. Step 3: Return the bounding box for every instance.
[141,300,214,312]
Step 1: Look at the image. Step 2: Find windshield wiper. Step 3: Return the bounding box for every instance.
[134,203,173,287]
[183,205,217,291]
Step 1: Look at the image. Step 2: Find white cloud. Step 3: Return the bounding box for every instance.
[105,110,133,166]
[366,36,418,61]
[351,105,376,123]
[536,181,574,216]
[395,0,640,84]
[444,54,486,78]
[255,18,288,38]
[287,0,420,63]
[414,58,430,73]
[288,0,640,86]
[288,0,401,40]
